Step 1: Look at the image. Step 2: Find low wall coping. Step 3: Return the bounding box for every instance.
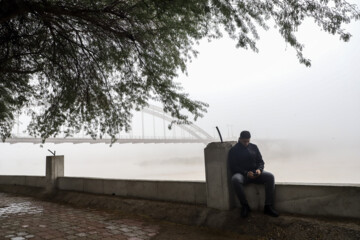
[58,176,205,183]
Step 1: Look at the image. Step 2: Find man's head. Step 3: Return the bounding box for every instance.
[239,130,251,147]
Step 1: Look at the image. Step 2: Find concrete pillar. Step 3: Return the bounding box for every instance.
[45,155,64,192]
[204,142,236,210]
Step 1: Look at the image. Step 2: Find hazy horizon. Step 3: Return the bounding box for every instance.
[1,136,359,184]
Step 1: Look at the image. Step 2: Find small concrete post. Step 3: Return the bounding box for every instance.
[45,155,64,192]
[204,142,236,210]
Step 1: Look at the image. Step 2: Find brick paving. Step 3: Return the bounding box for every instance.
[0,193,159,240]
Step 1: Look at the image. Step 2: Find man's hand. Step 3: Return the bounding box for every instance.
[247,169,262,179]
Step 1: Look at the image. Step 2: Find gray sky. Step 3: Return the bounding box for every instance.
[178,9,360,142]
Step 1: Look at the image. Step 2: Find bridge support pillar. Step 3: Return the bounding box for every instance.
[45,155,64,192]
[204,142,236,210]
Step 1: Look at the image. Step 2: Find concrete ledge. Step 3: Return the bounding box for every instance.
[103,179,127,196]
[242,184,265,210]
[58,177,207,205]
[25,176,46,188]
[0,175,45,188]
[126,180,158,199]
[275,183,360,219]
[230,182,360,218]
[83,178,104,194]
[0,175,26,185]
[194,182,207,204]
[58,177,84,192]
[157,181,196,203]
[231,182,360,218]
[1,174,359,219]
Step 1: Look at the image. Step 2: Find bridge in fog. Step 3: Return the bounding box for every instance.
[3,137,211,144]
[3,104,215,145]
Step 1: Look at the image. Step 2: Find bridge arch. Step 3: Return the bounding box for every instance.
[142,104,213,141]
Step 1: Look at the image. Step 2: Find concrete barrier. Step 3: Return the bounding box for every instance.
[58,177,207,205]
[58,176,84,192]
[25,176,46,188]
[0,175,45,187]
[275,183,360,219]
[204,141,236,210]
[103,179,127,196]
[46,155,64,192]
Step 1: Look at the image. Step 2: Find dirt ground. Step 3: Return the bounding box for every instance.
[152,222,257,240]
[149,211,360,240]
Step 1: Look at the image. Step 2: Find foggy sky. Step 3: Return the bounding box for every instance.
[1,1,360,184]
[179,14,360,142]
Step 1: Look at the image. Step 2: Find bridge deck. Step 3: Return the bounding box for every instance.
[2,137,212,144]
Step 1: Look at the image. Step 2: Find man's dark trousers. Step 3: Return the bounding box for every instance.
[231,171,275,206]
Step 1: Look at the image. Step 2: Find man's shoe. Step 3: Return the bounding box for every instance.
[264,205,279,217]
[241,204,251,218]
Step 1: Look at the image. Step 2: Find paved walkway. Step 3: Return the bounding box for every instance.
[0,192,160,240]
[0,193,240,240]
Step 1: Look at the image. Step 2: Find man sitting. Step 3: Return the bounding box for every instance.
[228,130,279,218]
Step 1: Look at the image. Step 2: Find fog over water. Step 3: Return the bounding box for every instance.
[0,138,359,184]
[1,1,360,184]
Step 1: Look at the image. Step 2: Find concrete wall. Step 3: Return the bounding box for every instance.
[58,177,207,205]
[0,175,45,188]
[1,174,359,218]
[233,182,360,219]
[275,183,360,219]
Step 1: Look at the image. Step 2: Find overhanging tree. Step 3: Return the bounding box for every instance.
[1,0,359,142]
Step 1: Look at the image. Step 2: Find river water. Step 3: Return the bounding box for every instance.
[0,139,359,184]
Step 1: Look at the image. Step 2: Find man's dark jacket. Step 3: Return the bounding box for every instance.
[228,142,265,176]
